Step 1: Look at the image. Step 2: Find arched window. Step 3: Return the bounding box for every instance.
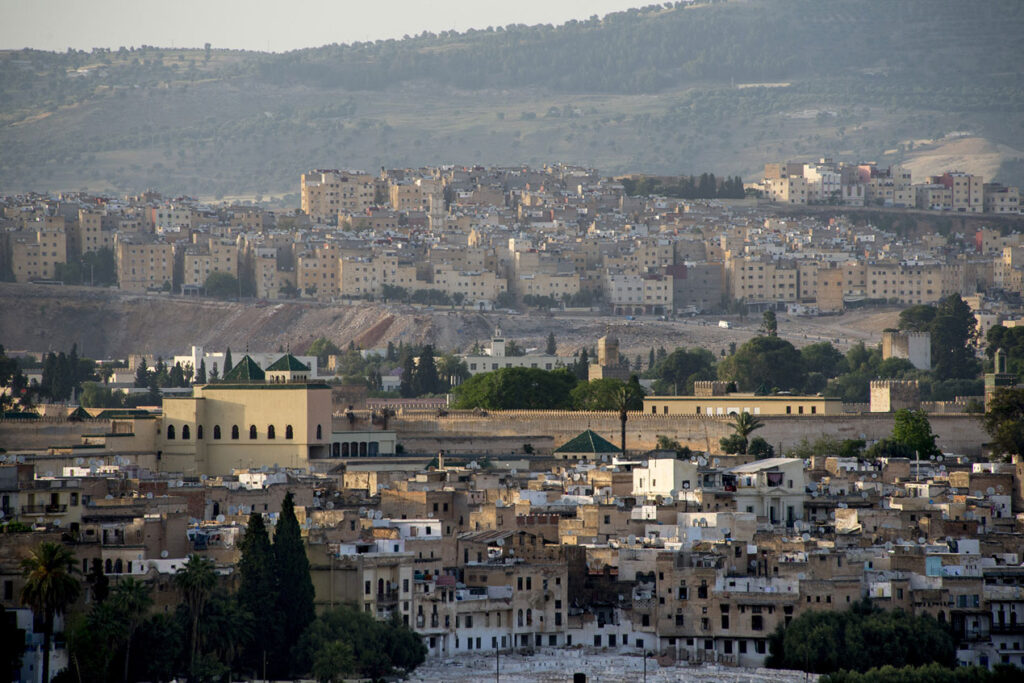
[167,425,175,440]
[267,425,276,439]
[526,608,533,626]
[286,425,294,439]
[316,424,323,440]
[518,609,524,627]
[182,425,190,440]
[249,425,257,439]
[231,425,239,440]
[213,425,221,440]
[105,559,112,574]
[114,558,123,574]
[197,425,203,439]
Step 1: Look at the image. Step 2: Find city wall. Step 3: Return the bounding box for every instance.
[392,410,988,456]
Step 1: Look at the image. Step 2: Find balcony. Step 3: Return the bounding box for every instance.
[376,590,399,605]
[20,504,68,515]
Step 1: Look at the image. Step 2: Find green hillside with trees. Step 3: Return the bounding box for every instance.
[2,0,1022,198]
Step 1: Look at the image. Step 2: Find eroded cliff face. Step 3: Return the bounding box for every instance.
[0,282,486,358]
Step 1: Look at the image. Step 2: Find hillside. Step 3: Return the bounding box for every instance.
[2,0,1022,199]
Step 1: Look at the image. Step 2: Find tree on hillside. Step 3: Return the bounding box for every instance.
[801,342,848,378]
[413,344,441,395]
[546,332,557,355]
[399,353,415,398]
[273,492,315,678]
[761,310,778,336]
[931,294,979,380]
[717,336,806,393]
[21,542,81,683]
[648,347,717,395]
[308,337,343,368]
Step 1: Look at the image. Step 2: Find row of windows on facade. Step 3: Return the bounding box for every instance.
[166,424,322,440]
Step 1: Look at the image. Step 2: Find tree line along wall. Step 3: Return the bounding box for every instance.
[392,411,988,456]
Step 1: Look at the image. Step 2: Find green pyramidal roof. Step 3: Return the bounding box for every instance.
[223,355,265,382]
[554,429,622,454]
[266,353,310,372]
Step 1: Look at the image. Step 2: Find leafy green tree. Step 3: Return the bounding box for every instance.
[67,599,127,682]
[801,342,848,378]
[238,511,278,676]
[0,345,29,411]
[273,491,315,678]
[719,411,764,454]
[983,387,1024,460]
[204,271,240,299]
[307,337,342,368]
[897,306,935,333]
[21,542,81,683]
[452,367,577,409]
[312,640,356,683]
[865,438,916,461]
[930,294,980,380]
[767,602,954,674]
[174,554,217,675]
[546,332,557,355]
[294,605,426,680]
[648,347,717,394]
[748,436,775,459]
[717,336,806,392]
[892,409,939,457]
[761,310,778,336]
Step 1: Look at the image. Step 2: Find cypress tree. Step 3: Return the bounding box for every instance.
[545,332,557,355]
[224,348,234,376]
[415,344,440,395]
[239,512,278,677]
[195,359,207,384]
[272,492,315,676]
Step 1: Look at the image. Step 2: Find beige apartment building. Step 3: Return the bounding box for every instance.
[432,266,507,303]
[253,252,295,299]
[297,242,342,298]
[183,237,239,289]
[115,234,174,292]
[984,184,1020,214]
[726,256,798,304]
[764,176,807,204]
[301,170,377,224]
[517,272,580,301]
[11,218,67,282]
[73,209,115,256]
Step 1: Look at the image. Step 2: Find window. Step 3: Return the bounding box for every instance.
[249,425,258,439]
[167,425,175,439]
[231,425,239,439]
[268,425,275,439]
[213,425,221,440]
[197,425,203,439]
[286,425,293,439]
[182,425,190,440]
[752,615,763,631]
[317,424,323,440]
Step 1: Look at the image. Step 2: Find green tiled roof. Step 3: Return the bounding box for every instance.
[222,355,265,382]
[266,353,310,372]
[554,429,621,454]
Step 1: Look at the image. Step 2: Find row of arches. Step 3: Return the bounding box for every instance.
[166,424,320,441]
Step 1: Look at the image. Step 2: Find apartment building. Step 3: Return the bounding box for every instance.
[11,218,67,282]
[764,176,808,205]
[115,234,174,292]
[984,184,1021,214]
[183,236,239,289]
[301,170,377,224]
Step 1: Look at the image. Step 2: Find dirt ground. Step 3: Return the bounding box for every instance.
[0,282,898,359]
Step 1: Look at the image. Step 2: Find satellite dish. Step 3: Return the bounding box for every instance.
[161,550,169,558]
[861,492,869,499]
[713,458,720,467]
[885,542,894,550]
[628,535,636,545]
[326,501,334,510]
[973,490,983,498]
[53,520,61,527]
[201,474,208,481]
[216,514,226,523]
[987,487,995,496]
[146,492,153,499]
[871,473,877,479]
[105,494,113,500]
[359,507,367,515]
[801,532,811,542]
[918,537,926,545]
[698,456,708,467]
[75,457,84,465]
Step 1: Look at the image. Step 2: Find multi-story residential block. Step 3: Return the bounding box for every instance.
[984,183,1020,214]
[115,233,174,292]
[302,170,377,224]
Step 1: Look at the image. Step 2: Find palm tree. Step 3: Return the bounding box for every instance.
[175,554,217,674]
[613,376,646,454]
[731,411,765,440]
[21,542,81,683]
[113,577,152,683]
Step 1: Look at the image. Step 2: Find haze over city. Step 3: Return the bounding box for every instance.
[2,2,1024,683]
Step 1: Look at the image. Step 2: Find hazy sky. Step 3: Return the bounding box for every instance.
[1,0,648,52]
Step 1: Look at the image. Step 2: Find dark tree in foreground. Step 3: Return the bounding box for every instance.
[21,542,81,683]
[983,387,1024,460]
[273,491,316,677]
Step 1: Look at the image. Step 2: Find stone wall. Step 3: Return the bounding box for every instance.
[392,410,988,456]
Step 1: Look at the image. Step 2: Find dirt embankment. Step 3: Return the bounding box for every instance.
[0,282,895,360]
